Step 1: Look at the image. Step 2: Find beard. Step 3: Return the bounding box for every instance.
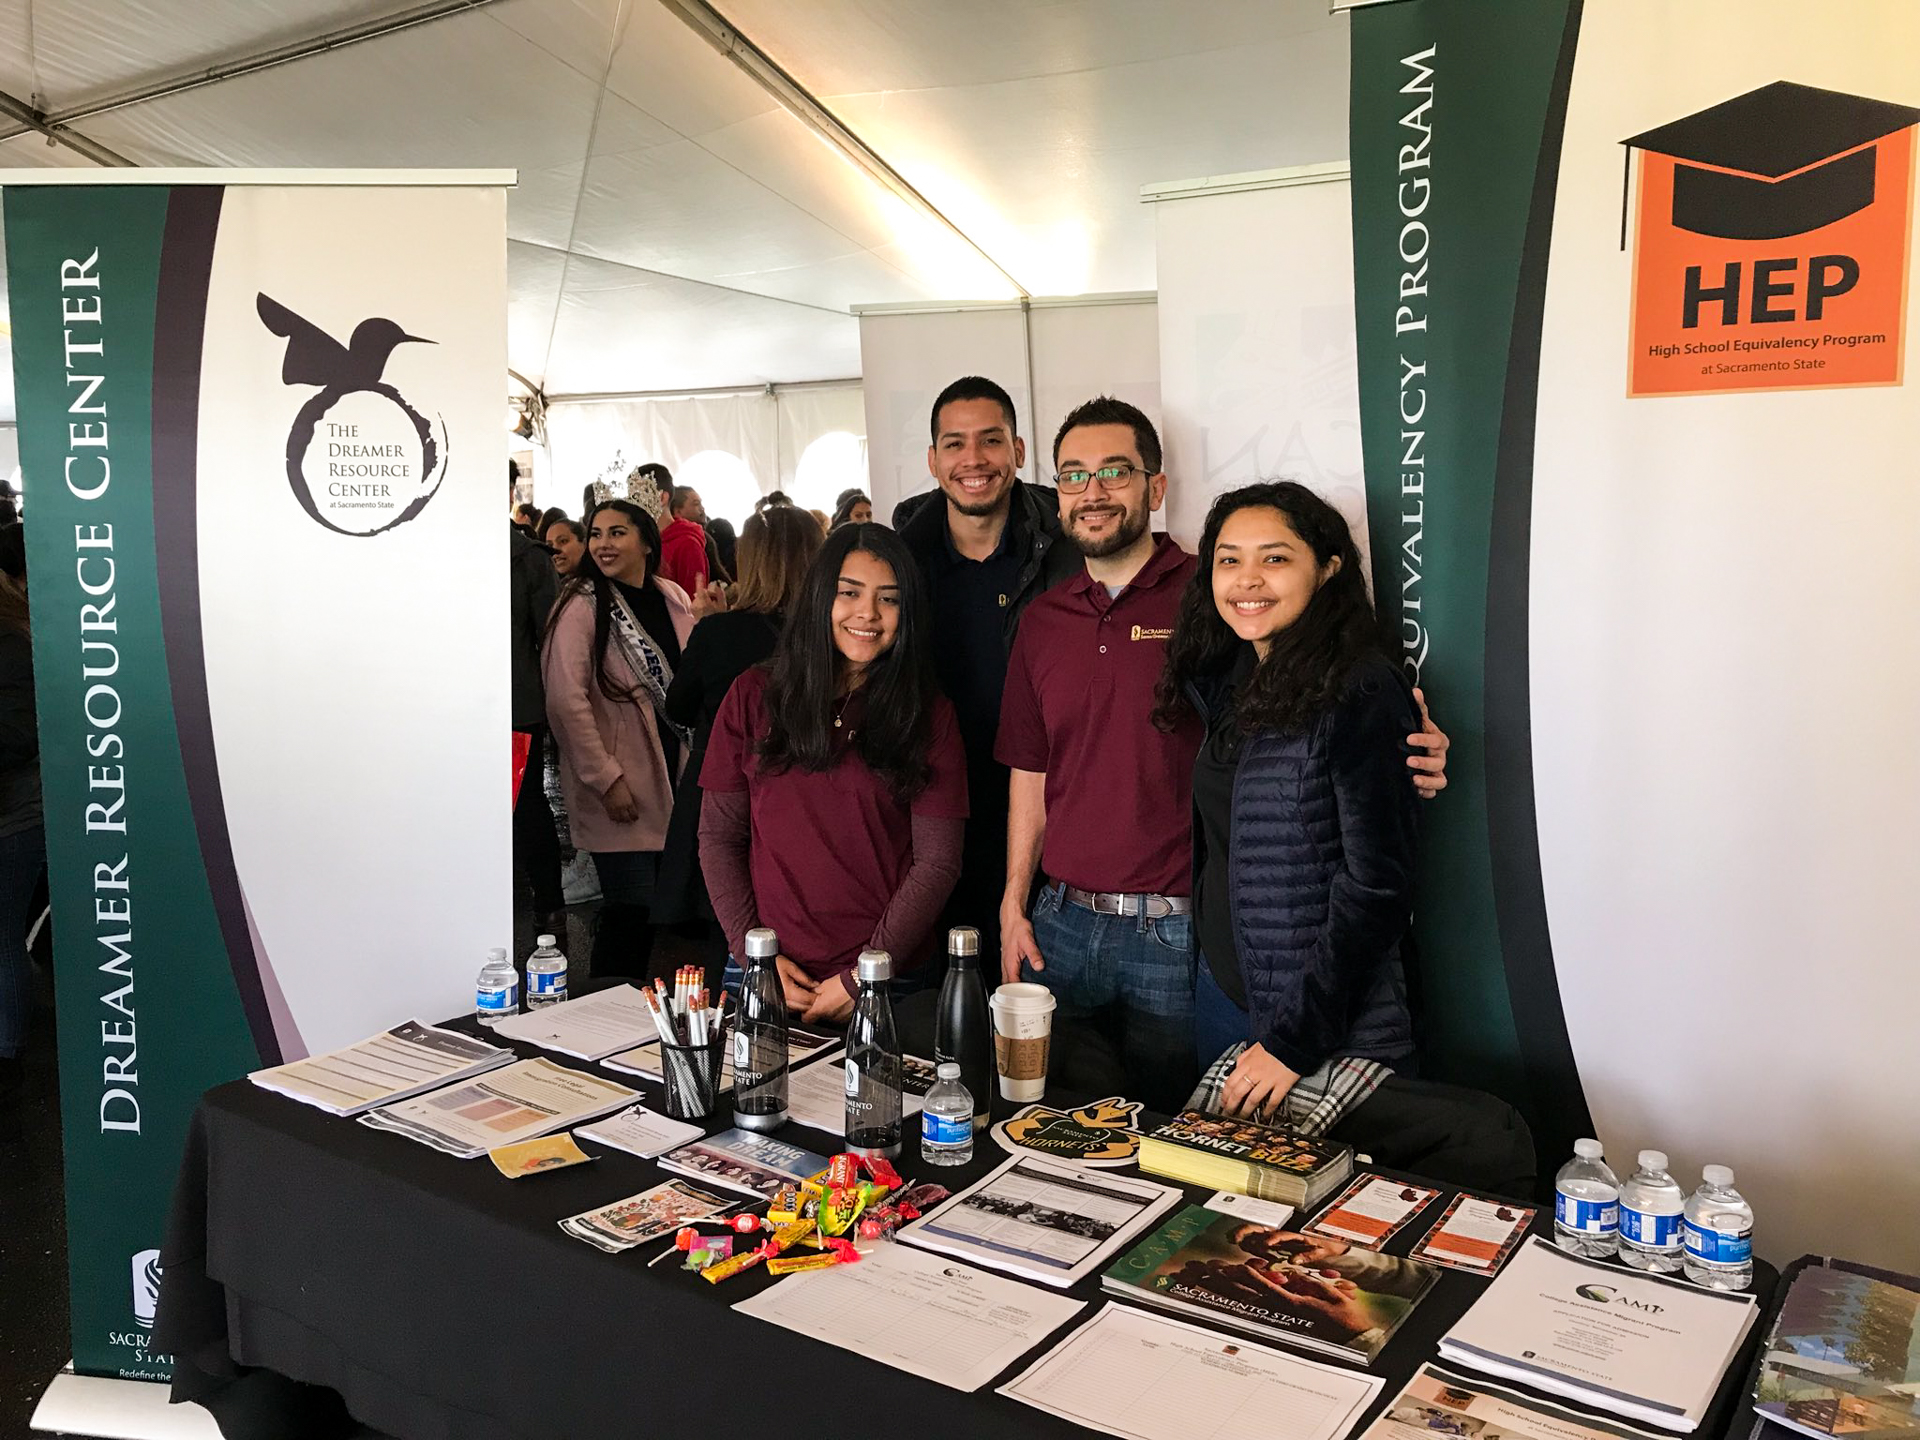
[1069,501,1149,558]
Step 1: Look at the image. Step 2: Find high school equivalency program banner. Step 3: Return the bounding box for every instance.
[1349,1,1920,1269]
[3,176,512,1379]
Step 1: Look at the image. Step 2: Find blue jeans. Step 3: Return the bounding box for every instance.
[1193,953,1253,1073]
[0,825,45,1060]
[1023,882,1197,1113]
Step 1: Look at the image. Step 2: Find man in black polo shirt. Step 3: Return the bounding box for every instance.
[896,376,1081,965]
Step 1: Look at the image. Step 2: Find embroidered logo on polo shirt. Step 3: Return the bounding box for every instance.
[1130,625,1173,641]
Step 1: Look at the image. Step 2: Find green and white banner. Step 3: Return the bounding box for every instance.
[1352,1,1920,1267]
[3,176,510,1377]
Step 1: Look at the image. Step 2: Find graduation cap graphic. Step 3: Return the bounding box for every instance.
[1624,81,1920,243]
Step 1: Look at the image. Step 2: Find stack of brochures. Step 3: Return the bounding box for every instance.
[1136,1109,1353,1209]
[488,984,658,1061]
[357,1057,639,1158]
[1102,1202,1439,1365]
[249,1020,511,1116]
[1752,1259,1920,1440]
[1439,1237,1759,1431]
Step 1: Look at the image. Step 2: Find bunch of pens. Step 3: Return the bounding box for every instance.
[642,969,730,1120]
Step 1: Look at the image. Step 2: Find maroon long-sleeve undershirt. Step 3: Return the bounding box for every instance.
[698,789,964,996]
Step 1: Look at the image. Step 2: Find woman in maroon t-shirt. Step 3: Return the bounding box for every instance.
[698,524,969,1025]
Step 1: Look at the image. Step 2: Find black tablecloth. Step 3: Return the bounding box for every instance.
[153,1000,1775,1440]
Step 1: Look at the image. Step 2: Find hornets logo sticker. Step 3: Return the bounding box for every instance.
[991,1096,1144,1167]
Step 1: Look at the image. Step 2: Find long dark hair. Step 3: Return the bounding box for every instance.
[543,499,666,704]
[1154,482,1385,735]
[757,523,937,803]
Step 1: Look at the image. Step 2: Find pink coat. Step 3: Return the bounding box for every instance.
[543,580,696,853]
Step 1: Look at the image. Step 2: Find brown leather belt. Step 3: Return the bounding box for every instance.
[1061,885,1192,919]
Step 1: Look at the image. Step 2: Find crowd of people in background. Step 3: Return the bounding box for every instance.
[0,379,1531,1189]
[505,378,1536,1193]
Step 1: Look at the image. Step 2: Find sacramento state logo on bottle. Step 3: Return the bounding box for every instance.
[257,292,448,537]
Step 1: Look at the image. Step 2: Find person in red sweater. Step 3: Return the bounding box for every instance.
[658,486,711,595]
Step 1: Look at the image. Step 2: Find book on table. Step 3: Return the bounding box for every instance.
[1437,1237,1759,1432]
[1136,1109,1354,1210]
[1101,1201,1439,1366]
[1752,1258,1920,1440]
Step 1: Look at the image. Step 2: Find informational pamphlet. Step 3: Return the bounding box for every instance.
[357,1057,637,1158]
[1363,1365,1669,1440]
[249,1020,511,1116]
[900,1152,1183,1288]
[734,1240,1086,1392]
[1438,1238,1758,1431]
[1754,1261,1920,1440]
[559,1179,737,1254]
[1410,1194,1537,1276]
[1307,1176,1442,1248]
[1204,1191,1298,1228]
[572,1104,704,1160]
[489,984,658,1060]
[656,1128,830,1202]
[1001,1302,1384,1440]
[786,1051,937,1136]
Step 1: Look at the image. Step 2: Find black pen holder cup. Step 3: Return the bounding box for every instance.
[658,1031,727,1120]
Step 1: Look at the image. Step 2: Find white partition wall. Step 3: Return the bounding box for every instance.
[855,296,1161,521]
[856,304,1032,520]
[1149,165,1367,559]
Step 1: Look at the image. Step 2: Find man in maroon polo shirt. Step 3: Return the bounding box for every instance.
[994,396,1449,1113]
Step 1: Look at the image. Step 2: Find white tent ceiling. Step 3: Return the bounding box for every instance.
[0,0,1351,423]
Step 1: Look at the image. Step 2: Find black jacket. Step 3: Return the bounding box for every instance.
[511,524,560,730]
[651,610,783,925]
[1188,653,1421,1077]
[0,628,41,836]
[894,481,1080,652]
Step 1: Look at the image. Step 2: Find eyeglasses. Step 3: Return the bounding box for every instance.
[1054,462,1152,493]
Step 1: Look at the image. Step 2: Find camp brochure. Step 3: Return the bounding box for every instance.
[489,984,658,1060]
[560,1179,738,1254]
[1438,1238,1758,1431]
[900,1152,1183,1288]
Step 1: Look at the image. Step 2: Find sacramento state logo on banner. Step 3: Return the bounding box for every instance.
[257,293,449,535]
[1623,81,1920,397]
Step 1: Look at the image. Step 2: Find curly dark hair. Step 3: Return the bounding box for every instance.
[757,523,938,804]
[1153,482,1386,735]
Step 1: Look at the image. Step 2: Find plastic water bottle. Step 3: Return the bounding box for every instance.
[1683,1165,1754,1291]
[934,927,993,1131]
[921,1062,975,1165]
[733,928,789,1132]
[474,947,519,1025]
[525,933,567,1009]
[1619,1149,1686,1273]
[1554,1138,1621,1258]
[844,949,902,1158]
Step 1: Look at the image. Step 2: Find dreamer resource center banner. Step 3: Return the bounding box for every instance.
[3,178,512,1379]
[1351,0,1920,1267]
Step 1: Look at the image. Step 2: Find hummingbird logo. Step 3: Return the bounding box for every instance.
[257,293,448,536]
